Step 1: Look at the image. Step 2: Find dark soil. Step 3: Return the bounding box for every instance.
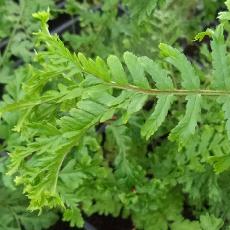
[87,215,133,230]
[49,220,77,230]
[49,215,133,230]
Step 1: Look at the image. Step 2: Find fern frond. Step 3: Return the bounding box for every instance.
[159,43,200,90]
[107,55,128,85]
[123,0,165,23]
[2,9,230,211]
[105,124,134,182]
[211,25,230,90]
[211,24,230,138]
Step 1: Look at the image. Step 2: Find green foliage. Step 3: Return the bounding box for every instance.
[0,158,58,230]
[0,0,56,66]
[0,1,61,228]
[123,0,165,23]
[63,0,220,58]
[63,208,84,228]
[1,0,230,230]
[171,214,224,230]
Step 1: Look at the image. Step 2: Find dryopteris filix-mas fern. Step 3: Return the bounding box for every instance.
[1,3,230,226]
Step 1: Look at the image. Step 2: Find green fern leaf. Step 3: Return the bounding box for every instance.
[159,44,201,142]
[106,125,132,178]
[200,213,224,230]
[138,56,175,138]
[123,52,150,89]
[124,0,165,23]
[63,208,84,228]
[122,93,148,122]
[208,155,230,174]
[78,53,111,82]
[159,43,200,89]
[218,0,230,21]
[171,220,201,230]
[141,95,174,139]
[107,55,128,85]
[4,9,230,214]
[211,25,230,138]
[169,95,201,144]
[211,25,230,90]
[138,56,174,89]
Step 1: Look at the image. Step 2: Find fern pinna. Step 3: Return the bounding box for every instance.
[1,4,230,229]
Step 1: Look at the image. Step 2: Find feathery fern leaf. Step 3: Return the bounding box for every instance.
[159,43,200,90]
[123,0,165,23]
[2,8,230,211]
[211,25,230,90]
[107,55,128,85]
[159,43,202,143]
[210,23,230,140]
[139,56,175,138]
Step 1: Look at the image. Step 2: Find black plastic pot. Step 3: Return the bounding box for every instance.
[84,222,97,230]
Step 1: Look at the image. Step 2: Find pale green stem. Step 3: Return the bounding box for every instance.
[108,82,230,96]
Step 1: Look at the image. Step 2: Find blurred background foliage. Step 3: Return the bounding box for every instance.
[0,0,228,229]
